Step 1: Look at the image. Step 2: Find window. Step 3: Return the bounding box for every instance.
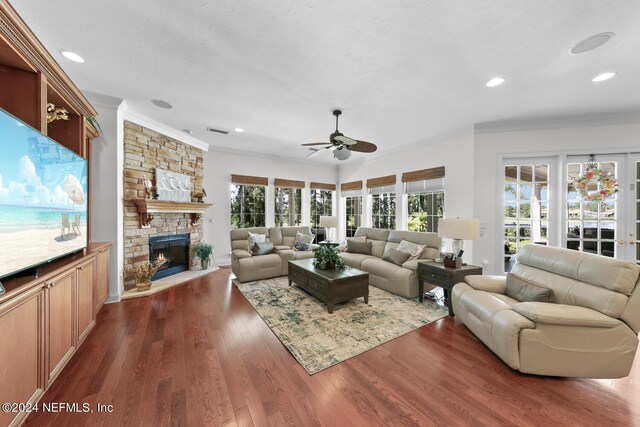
[310,189,333,241]
[230,184,266,228]
[345,195,362,237]
[274,187,302,226]
[405,177,445,233]
[504,164,549,271]
[369,183,396,230]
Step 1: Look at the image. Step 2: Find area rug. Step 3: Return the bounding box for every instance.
[234,276,448,374]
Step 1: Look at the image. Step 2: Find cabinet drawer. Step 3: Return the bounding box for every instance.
[307,277,328,296]
[421,268,449,286]
[289,267,307,286]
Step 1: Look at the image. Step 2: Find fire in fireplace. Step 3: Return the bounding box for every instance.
[149,233,190,280]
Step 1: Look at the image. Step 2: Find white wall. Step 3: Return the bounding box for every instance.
[202,149,338,265]
[87,94,123,302]
[474,119,640,274]
[337,126,476,262]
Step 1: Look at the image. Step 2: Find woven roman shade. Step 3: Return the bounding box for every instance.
[401,166,445,182]
[340,180,363,192]
[366,174,396,188]
[310,182,337,191]
[231,174,268,186]
[274,178,305,189]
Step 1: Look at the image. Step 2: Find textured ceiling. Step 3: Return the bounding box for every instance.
[12,0,640,162]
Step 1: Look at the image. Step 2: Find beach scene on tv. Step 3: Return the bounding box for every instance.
[0,110,88,279]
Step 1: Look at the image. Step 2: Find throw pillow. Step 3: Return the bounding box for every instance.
[294,241,311,251]
[347,235,367,243]
[293,232,315,251]
[247,232,266,253]
[396,239,426,261]
[382,247,411,266]
[252,241,274,256]
[346,240,372,255]
[506,273,553,302]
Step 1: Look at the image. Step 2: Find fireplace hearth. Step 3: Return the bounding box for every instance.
[149,233,190,280]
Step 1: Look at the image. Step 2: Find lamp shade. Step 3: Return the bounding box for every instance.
[438,217,480,240]
[319,215,338,228]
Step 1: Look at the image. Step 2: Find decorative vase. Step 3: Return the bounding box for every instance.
[201,258,209,270]
[136,279,152,292]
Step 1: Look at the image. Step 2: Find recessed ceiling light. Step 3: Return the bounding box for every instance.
[592,72,616,82]
[234,127,244,133]
[60,50,85,63]
[486,77,505,87]
[151,99,173,109]
[570,32,615,55]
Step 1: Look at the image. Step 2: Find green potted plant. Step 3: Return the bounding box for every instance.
[312,245,346,270]
[194,241,213,269]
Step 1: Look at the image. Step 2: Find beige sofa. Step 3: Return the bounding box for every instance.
[339,227,441,298]
[230,226,315,282]
[452,244,640,378]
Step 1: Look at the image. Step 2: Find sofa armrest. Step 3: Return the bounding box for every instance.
[232,249,252,260]
[464,275,506,294]
[513,302,623,328]
[274,245,291,251]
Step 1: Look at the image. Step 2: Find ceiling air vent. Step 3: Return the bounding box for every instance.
[206,127,229,135]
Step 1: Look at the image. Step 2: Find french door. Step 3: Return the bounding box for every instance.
[563,154,639,263]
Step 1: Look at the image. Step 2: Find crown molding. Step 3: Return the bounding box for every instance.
[475,110,640,134]
[118,101,210,152]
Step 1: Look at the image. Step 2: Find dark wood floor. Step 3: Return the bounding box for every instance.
[25,268,640,427]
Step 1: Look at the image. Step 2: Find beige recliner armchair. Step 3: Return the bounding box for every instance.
[452,244,640,378]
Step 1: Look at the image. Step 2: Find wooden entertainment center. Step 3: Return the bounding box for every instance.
[0,2,110,426]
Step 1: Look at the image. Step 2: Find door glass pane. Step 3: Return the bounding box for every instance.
[565,161,617,258]
[503,163,549,272]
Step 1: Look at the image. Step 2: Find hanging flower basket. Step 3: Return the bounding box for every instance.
[574,168,618,202]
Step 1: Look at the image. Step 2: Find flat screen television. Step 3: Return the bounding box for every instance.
[0,107,88,282]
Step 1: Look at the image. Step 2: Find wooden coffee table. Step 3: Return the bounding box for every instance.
[288,259,369,313]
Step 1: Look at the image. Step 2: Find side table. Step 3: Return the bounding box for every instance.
[417,261,482,316]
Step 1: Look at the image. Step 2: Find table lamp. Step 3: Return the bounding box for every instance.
[319,215,338,242]
[438,217,480,261]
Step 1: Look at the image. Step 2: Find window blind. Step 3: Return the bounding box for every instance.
[340,180,362,192]
[274,178,305,189]
[231,174,268,186]
[366,174,396,188]
[310,182,337,191]
[404,178,445,194]
[401,166,445,182]
[368,184,396,195]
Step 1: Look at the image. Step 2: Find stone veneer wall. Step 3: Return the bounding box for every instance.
[123,121,204,289]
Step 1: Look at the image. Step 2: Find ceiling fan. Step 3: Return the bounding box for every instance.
[302,110,377,160]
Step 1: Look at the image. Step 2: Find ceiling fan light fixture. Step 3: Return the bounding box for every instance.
[333,146,351,161]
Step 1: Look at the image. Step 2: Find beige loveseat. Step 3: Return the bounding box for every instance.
[339,227,441,298]
[230,226,315,282]
[452,244,640,378]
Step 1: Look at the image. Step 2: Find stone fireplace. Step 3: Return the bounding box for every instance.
[149,234,190,280]
[123,121,205,290]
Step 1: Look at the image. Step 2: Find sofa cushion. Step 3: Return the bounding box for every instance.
[355,227,389,241]
[382,247,411,266]
[397,239,426,261]
[340,252,374,269]
[247,232,266,252]
[401,259,420,271]
[506,273,553,302]
[347,240,372,255]
[293,250,314,260]
[253,241,274,256]
[232,249,252,260]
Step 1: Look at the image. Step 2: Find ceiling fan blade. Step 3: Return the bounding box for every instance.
[301,142,331,146]
[306,146,331,158]
[334,135,357,146]
[348,140,378,153]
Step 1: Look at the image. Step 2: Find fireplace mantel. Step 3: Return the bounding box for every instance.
[132,199,212,228]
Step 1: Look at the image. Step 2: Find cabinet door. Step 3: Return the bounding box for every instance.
[95,247,110,311]
[0,287,44,427]
[76,258,96,345]
[46,270,76,386]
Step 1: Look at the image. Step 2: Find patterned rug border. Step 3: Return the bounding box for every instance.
[233,276,448,374]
